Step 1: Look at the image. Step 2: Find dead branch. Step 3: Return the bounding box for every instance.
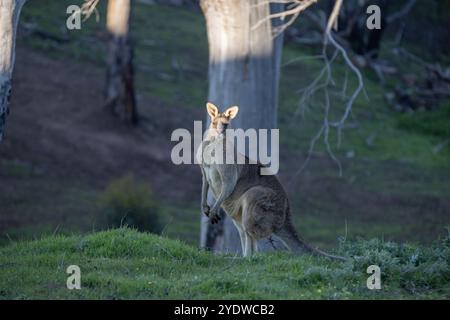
[69,0,101,23]
[251,0,318,37]
[294,9,350,51]
[326,31,365,149]
[294,50,338,118]
[324,0,342,35]
[288,0,365,178]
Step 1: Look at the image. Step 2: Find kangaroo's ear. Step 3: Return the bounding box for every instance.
[224,106,239,119]
[206,102,219,118]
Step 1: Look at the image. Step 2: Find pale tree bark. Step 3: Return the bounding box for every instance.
[104,0,137,124]
[0,0,26,141]
[199,0,286,253]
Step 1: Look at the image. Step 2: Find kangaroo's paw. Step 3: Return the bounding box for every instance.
[209,210,221,224]
[202,205,211,217]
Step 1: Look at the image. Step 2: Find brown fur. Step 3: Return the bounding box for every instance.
[198,102,345,260]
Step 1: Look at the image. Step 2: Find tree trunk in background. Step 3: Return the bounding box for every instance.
[199,0,285,253]
[104,0,137,124]
[0,0,26,141]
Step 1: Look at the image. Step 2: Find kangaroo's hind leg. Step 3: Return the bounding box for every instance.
[241,186,285,244]
[242,234,258,257]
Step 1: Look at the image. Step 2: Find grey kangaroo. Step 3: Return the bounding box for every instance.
[197,102,345,260]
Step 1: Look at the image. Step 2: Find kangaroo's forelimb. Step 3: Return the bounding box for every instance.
[209,168,238,224]
[200,167,210,217]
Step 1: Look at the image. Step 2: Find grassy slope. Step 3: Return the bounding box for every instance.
[6,2,450,247]
[0,228,449,299]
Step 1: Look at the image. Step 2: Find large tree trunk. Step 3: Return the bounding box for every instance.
[104,0,137,124]
[0,0,26,141]
[199,0,285,253]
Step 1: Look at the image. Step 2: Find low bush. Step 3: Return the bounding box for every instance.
[98,174,164,233]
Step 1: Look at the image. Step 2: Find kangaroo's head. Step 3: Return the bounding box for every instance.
[206,102,239,138]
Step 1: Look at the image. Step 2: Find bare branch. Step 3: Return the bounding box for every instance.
[251,0,318,34]
[232,0,365,178]
[325,0,342,35]
[69,0,101,23]
[294,50,338,119]
[272,10,301,38]
[323,89,342,176]
[326,32,365,148]
[251,0,298,7]
[290,0,365,177]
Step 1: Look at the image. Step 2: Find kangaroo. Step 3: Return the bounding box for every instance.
[197,102,345,260]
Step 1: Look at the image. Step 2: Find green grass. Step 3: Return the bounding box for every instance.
[0,228,449,299]
[398,103,450,140]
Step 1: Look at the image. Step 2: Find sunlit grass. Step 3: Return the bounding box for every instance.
[0,228,448,299]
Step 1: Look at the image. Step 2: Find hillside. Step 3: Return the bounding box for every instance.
[0,228,449,299]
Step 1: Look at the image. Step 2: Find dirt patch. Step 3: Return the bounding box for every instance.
[0,45,202,234]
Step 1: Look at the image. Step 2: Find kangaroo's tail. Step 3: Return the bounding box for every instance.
[274,220,346,262]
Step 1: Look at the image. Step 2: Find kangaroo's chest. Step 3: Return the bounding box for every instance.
[197,140,224,197]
